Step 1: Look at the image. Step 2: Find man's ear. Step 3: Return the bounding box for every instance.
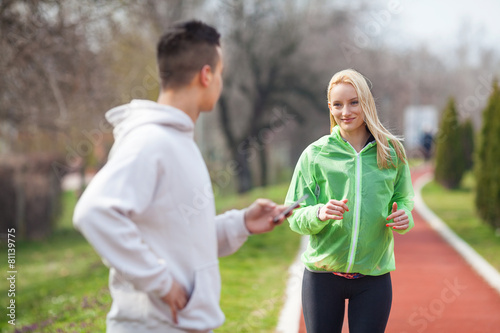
[199,65,212,87]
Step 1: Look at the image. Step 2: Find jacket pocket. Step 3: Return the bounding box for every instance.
[177,262,225,330]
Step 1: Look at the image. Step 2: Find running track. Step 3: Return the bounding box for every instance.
[298,166,500,332]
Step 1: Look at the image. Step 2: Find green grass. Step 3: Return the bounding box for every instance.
[215,184,300,333]
[421,172,500,272]
[0,191,110,333]
[0,184,300,333]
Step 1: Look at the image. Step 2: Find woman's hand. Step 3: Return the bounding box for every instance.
[318,199,349,221]
[386,202,409,230]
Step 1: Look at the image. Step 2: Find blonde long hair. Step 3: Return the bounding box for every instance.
[327,69,406,168]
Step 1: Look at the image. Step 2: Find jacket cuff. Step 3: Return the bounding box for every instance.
[216,209,251,257]
[394,207,414,235]
[238,208,252,236]
[307,204,324,222]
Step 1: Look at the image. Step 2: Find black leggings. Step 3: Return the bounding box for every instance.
[302,269,392,333]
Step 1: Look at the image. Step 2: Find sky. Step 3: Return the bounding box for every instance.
[385,0,500,61]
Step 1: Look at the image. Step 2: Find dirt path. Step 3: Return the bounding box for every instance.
[298,166,500,333]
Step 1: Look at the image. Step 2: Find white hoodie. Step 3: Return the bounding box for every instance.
[73,99,251,331]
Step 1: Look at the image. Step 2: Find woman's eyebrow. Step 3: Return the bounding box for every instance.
[332,96,358,103]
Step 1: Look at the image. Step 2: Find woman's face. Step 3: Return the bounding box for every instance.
[329,83,365,136]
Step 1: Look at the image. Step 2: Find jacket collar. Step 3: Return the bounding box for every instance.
[331,125,376,150]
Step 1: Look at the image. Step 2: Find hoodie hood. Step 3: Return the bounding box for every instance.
[105,99,194,142]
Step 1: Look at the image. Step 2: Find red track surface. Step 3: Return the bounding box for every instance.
[298,166,500,333]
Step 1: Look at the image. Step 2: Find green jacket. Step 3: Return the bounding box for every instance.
[285,126,414,276]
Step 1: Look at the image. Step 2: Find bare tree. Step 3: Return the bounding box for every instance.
[214,0,328,192]
[0,0,122,157]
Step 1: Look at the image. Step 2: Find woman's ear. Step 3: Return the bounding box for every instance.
[199,65,212,87]
[328,103,336,117]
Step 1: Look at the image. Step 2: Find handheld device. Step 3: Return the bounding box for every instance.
[273,194,309,223]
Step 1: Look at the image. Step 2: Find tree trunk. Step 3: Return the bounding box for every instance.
[258,141,268,187]
[219,95,254,193]
[232,146,253,193]
[14,168,25,237]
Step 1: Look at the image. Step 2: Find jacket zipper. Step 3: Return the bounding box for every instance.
[345,141,375,273]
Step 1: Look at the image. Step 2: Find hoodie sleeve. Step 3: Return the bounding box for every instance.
[73,142,172,298]
[285,147,328,235]
[390,158,415,235]
[215,209,251,257]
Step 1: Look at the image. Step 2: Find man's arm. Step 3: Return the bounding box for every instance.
[73,147,173,297]
[215,199,289,257]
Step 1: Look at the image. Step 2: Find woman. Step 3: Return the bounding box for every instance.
[285,68,414,332]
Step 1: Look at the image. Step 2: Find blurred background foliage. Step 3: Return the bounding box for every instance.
[1,0,500,235]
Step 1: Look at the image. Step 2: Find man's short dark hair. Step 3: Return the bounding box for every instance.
[157,20,221,89]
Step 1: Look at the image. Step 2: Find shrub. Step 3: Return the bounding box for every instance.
[0,153,67,240]
[434,97,466,189]
[476,80,500,229]
[461,118,475,171]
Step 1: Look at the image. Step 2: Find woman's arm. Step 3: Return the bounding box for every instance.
[285,148,331,235]
[387,160,415,235]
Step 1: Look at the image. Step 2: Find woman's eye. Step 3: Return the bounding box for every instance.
[334,103,341,107]
[352,101,359,105]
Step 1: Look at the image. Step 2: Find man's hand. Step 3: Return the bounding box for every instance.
[161,279,188,324]
[244,199,291,234]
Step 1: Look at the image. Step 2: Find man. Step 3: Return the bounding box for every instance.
[73,20,290,333]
